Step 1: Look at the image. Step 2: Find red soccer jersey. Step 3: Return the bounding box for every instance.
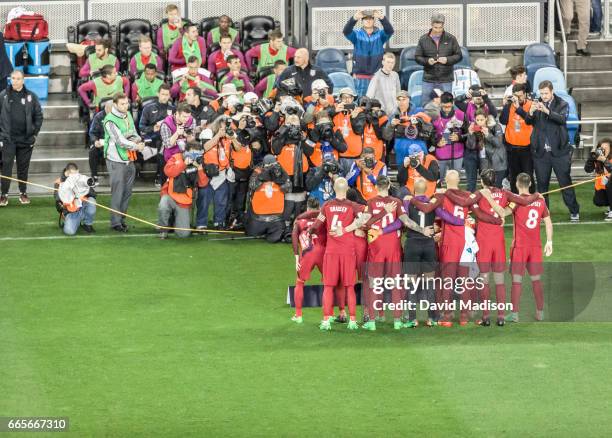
[512,196,549,248]
[440,192,471,247]
[475,187,508,240]
[317,198,365,255]
[367,195,404,251]
[293,211,327,256]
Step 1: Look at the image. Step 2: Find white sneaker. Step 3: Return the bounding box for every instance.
[605,211,612,222]
[570,214,580,222]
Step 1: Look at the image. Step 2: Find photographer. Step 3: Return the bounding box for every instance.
[332,88,363,168]
[346,147,387,203]
[246,154,292,242]
[465,109,506,190]
[305,110,347,167]
[158,141,207,239]
[500,83,534,192]
[397,144,439,198]
[432,92,466,179]
[195,119,236,230]
[271,115,311,226]
[352,97,388,162]
[306,157,343,205]
[139,84,174,187]
[383,91,434,168]
[265,96,302,134]
[55,163,97,235]
[455,85,497,123]
[584,138,612,221]
[160,103,197,162]
[303,79,335,125]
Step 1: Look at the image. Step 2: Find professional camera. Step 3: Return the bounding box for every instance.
[243,116,257,129]
[184,127,193,136]
[286,124,303,142]
[183,150,203,165]
[317,89,327,99]
[408,155,420,168]
[471,90,482,98]
[322,159,340,174]
[280,77,302,97]
[285,106,299,116]
[592,147,606,159]
[318,123,334,142]
[342,102,356,112]
[225,118,235,137]
[253,98,273,116]
[363,156,376,169]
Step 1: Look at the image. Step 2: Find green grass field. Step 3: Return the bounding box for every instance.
[1,184,612,437]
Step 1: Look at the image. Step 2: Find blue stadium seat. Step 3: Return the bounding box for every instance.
[524,43,557,85]
[454,46,471,70]
[329,72,356,96]
[533,67,567,95]
[315,48,347,74]
[408,70,424,108]
[556,91,580,145]
[399,46,423,89]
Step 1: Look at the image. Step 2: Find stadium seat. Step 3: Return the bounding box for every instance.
[67,20,112,96]
[452,68,481,97]
[124,44,161,77]
[314,48,347,74]
[408,70,424,108]
[454,46,472,70]
[116,19,153,56]
[533,67,567,95]
[399,46,423,89]
[329,72,356,96]
[556,91,580,145]
[241,16,278,51]
[524,42,557,85]
[200,16,219,39]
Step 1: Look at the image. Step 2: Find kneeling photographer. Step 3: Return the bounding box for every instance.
[306,157,343,205]
[584,138,612,221]
[305,111,347,168]
[246,155,292,242]
[55,163,97,236]
[272,114,311,227]
[397,144,439,198]
[158,141,207,239]
[346,147,387,203]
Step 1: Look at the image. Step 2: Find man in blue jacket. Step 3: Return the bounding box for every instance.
[343,9,394,97]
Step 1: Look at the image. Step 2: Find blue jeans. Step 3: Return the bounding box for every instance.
[354,77,371,97]
[421,81,452,107]
[63,200,96,235]
[196,181,229,227]
[591,0,603,32]
[463,150,481,192]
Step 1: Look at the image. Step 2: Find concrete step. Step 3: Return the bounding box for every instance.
[566,54,612,71]
[555,39,612,56]
[41,94,79,120]
[567,71,612,88]
[49,75,72,94]
[37,120,86,147]
[571,86,612,102]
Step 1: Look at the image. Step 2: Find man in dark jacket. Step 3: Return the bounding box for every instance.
[0,70,44,206]
[343,9,394,97]
[524,80,580,221]
[0,31,14,93]
[415,13,462,107]
[277,48,333,99]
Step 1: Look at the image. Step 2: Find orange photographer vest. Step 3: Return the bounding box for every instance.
[204,138,231,170]
[356,160,385,201]
[505,101,533,147]
[252,180,285,215]
[277,143,309,176]
[362,115,388,161]
[231,145,252,170]
[405,154,438,198]
[334,112,362,158]
[309,143,339,167]
[595,161,611,190]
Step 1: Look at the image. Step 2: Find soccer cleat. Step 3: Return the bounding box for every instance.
[535,310,544,321]
[328,315,337,323]
[403,320,419,328]
[497,318,505,327]
[505,312,519,323]
[362,321,376,331]
[476,318,491,327]
[19,193,30,205]
[438,321,453,327]
[0,195,7,207]
[291,315,303,324]
[319,320,332,331]
[393,319,403,330]
[347,320,359,330]
[425,319,437,327]
[159,231,168,240]
[335,314,347,324]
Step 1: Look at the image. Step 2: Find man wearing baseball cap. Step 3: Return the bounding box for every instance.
[344,9,394,97]
[397,143,439,199]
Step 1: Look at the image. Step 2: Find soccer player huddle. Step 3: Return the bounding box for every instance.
[291,170,553,330]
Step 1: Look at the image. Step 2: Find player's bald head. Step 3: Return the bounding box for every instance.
[414,179,427,195]
[334,177,349,196]
[445,170,459,187]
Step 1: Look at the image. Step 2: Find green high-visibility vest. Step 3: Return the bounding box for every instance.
[263,74,276,98]
[180,75,216,96]
[135,74,163,100]
[134,51,160,73]
[103,111,137,161]
[181,35,202,65]
[88,53,117,73]
[209,26,237,44]
[161,22,185,51]
[258,43,287,72]
[93,76,123,106]
[219,74,245,92]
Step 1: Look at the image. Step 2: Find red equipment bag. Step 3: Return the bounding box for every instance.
[4,14,49,41]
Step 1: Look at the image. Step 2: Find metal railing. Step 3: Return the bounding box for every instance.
[568,119,612,149]
[556,0,568,80]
